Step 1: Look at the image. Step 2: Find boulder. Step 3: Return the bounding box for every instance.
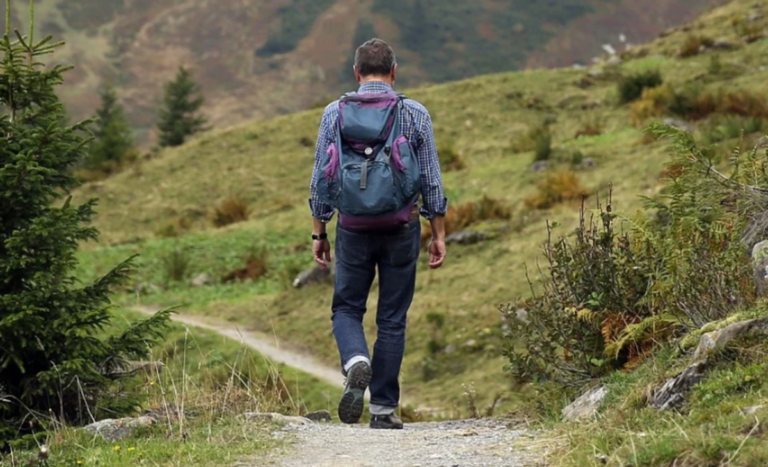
[293,260,334,289]
[190,273,212,287]
[651,361,708,411]
[752,241,768,296]
[446,230,487,246]
[304,410,332,423]
[756,136,768,149]
[711,38,736,50]
[577,157,598,170]
[562,386,608,421]
[84,417,157,441]
[106,361,165,378]
[244,413,313,426]
[530,160,549,173]
[692,318,768,361]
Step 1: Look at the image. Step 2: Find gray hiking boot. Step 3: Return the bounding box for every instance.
[370,413,404,430]
[338,362,372,424]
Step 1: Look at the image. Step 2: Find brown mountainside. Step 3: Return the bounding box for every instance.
[4,0,722,144]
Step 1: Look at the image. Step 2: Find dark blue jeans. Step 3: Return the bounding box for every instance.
[332,220,421,412]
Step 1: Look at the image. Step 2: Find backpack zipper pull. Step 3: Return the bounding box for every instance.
[360,160,368,190]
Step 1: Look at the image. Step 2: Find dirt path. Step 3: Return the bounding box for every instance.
[264,419,541,467]
[132,306,344,389]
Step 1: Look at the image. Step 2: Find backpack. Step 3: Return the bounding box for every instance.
[316,92,422,230]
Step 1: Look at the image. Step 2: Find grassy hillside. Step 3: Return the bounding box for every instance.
[2,0,718,144]
[73,0,768,415]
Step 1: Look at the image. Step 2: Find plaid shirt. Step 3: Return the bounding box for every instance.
[309,81,447,222]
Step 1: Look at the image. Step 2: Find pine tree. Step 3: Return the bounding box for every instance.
[157,66,208,148]
[0,0,170,446]
[88,84,134,169]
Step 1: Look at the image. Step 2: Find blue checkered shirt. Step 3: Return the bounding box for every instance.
[309,81,447,222]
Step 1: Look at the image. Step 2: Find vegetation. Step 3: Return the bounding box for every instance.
[255,0,336,57]
[617,69,664,104]
[81,85,135,179]
[524,171,590,210]
[0,5,170,447]
[157,66,208,148]
[211,196,251,228]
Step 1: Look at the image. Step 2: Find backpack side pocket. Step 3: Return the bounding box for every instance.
[317,143,341,206]
[392,135,422,202]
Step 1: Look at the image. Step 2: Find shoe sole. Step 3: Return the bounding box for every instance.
[338,363,372,424]
[370,421,404,430]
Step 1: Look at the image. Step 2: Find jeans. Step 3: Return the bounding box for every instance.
[332,220,421,412]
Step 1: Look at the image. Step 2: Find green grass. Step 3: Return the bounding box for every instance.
[72,0,768,415]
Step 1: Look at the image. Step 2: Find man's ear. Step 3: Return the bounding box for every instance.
[391,63,398,82]
[354,66,362,84]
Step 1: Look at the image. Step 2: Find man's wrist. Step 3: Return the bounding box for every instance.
[311,232,328,241]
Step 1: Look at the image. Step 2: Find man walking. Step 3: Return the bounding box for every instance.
[309,39,447,430]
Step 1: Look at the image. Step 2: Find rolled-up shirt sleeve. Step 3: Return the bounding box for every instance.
[415,111,448,220]
[309,106,336,223]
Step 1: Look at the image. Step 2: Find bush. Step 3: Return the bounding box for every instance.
[222,248,269,283]
[574,115,603,139]
[617,69,663,104]
[629,85,675,126]
[524,171,591,210]
[439,145,467,172]
[504,125,760,387]
[511,124,553,160]
[677,34,714,58]
[212,196,251,227]
[162,249,192,284]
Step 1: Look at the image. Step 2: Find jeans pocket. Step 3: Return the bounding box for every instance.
[337,228,369,265]
[386,223,420,267]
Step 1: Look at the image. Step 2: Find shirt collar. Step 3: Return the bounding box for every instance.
[357,81,394,94]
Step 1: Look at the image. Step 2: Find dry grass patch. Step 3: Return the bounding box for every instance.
[525,171,591,210]
[211,196,251,228]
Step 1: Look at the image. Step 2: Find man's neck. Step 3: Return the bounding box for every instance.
[359,77,394,87]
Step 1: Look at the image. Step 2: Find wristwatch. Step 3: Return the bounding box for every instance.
[312,233,328,241]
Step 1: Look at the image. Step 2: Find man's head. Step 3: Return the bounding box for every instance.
[353,38,397,85]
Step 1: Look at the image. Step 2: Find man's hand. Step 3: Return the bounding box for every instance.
[428,239,446,269]
[313,239,332,269]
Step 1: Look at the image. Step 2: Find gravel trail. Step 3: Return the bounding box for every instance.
[268,419,540,467]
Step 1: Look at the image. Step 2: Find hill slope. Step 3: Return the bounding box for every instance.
[3,0,721,143]
[74,0,768,413]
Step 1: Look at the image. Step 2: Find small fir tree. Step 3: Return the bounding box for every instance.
[0,0,170,446]
[157,66,208,147]
[88,84,134,169]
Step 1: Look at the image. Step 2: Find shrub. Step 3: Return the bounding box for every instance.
[511,124,553,159]
[438,145,467,172]
[212,196,251,227]
[222,248,269,283]
[721,90,768,119]
[574,115,603,139]
[524,171,591,210]
[629,85,675,126]
[617,69,663,104]
[504,125,760,387]
[162,249,192,284]
[677,34,714,58]
[707,116,766,143]
[0,10,170,446]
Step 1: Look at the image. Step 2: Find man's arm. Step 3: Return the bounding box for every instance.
[309,106,336,268]
[414,106,448,269]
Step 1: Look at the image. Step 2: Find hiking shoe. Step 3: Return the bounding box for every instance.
[370,413,404,430]
[338,362,372,424]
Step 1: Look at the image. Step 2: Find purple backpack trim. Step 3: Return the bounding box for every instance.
[324,143,339,181]
[339,202,414,231]
[391,135,408,172]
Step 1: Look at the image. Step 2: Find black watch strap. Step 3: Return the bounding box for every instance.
[312,232,328,241]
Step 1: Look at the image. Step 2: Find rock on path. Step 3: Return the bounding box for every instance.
[268,420,539,467]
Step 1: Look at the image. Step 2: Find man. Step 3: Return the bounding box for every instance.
[309,38,447,430]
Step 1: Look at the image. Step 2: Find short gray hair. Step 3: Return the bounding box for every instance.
[354,39,396,77]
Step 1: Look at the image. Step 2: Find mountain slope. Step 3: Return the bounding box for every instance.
[73,0,768,411]
[4,0,720,144]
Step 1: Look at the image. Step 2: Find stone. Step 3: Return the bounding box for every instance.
[756,136,768,149]
[662,118,695,133]
[744,404,765,415]
[134,283,162,296]
[530,160,549,173]
[562,386,608,421]
[515,308,529,323]
[578,157,598,170]
[304,410,332,423]
[84,417,157,441]
[106,361,165,378]
[752,241,768,296]
[446,230,487,246]
[444,344,457,354]
[190,273,212,287]
[692,318,768,361]
[244,413,313,426]
[747,12,763,22]
[651,361,708,411]
[293,260,334,289]
[711,39,736,50]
